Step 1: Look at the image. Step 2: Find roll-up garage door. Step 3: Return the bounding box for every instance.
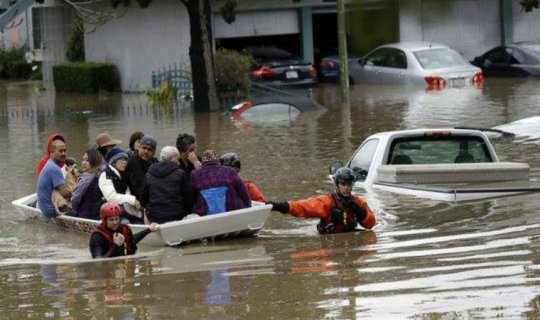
[214,10,299,39]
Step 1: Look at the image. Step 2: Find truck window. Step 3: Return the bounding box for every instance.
[349,139,379,181]
[387,136,493,165]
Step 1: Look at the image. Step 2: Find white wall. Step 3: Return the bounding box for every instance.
[85,2,190,92]
[512,0,540,42]
[214,9,299,39]
[420,0,499,60]
[399,0,423,42]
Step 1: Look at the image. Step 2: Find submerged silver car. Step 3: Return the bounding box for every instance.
[349,42,483,89]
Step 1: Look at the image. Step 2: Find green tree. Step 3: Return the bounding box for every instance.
[66,17,85,62]
[520,0,539,12]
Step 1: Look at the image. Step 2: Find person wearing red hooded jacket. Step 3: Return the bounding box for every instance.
[267,167,376,234]
[36,134,66,180]
[89,202,159,258]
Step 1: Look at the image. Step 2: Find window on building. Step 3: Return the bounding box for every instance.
[32,7,43,49]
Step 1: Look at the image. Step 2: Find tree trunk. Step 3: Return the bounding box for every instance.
[183,0,219,112]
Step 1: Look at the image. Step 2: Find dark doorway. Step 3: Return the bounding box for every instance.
[312,13,338,63]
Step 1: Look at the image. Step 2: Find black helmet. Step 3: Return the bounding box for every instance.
[333,167,356,184]
[219,152,241,169]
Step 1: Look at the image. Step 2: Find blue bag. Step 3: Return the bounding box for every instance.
[200,186,228,215]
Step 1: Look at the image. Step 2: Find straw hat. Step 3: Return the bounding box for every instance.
[95,133,121,148]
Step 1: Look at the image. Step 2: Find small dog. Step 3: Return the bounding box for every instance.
[52,158,79,216]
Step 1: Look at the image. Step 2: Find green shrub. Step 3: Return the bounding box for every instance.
[29,63,42,80]
[214,48,254,94]
[146,80,176,104]
[5,61,32,79]
[0,47,26,78]
[53,62,120,93]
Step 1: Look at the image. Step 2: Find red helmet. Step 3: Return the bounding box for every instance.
[100,202,122,219]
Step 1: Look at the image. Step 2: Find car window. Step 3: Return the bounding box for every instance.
[413,48,470,69]
[364,49,388,67]
[387,136,493,165]
[349,139,379,181]
[484,47,509,64]
[239,103,301,120]
[364,48,407,69]
[386,49,407,69]
[509,48,526,64]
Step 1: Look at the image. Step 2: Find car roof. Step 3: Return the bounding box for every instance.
[366,128,488,140]
[510,41,540,52]
[244,47,293,58]
[377,41,450,52]
[249,96,327,112]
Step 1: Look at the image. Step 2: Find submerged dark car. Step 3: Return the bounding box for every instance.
[228,96,326,122]
[246,47,318,86]
[472,42,540,77]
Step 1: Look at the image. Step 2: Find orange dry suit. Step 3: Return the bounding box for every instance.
[287,193,376,234]
[244,180,267,202]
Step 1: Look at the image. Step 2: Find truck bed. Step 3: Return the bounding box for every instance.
[376,162,530,184]
[372,162,540,201]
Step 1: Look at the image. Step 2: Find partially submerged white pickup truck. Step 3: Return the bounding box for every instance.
[331,128,540,202]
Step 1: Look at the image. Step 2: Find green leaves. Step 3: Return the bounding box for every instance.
[520,0,540,12]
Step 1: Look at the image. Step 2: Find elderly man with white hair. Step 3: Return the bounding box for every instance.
[140,146,193,223]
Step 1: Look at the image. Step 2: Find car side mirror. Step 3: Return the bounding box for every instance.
[329,160,344,175]
[357,57,365,66]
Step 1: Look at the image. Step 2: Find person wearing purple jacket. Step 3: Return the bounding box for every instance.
[190,149,251,216]
[71,149,104,219]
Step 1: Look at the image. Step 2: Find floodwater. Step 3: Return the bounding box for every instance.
[1,78,540,319]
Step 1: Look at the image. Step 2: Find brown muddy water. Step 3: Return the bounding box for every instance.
[1,79,540,319]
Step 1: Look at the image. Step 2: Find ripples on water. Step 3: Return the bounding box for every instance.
[1,79,540,318]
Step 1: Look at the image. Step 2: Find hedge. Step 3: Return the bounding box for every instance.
[53,62,120,93]
[3,61,33,79]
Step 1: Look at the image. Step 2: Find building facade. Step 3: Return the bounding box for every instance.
[1,0,540,91]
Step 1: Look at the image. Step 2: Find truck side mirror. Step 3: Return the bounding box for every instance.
[329,160,344,174]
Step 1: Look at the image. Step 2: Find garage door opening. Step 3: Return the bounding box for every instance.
[313,12,338,64]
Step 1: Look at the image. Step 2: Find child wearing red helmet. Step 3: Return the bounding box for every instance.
[89,202,159,258]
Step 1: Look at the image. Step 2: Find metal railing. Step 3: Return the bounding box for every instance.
[152,64,314,110]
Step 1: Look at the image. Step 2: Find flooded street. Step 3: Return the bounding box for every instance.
[1,78,540,319]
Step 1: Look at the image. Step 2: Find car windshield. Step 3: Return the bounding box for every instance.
[387,135,493,165]
[248,48,295,62]
[413,48,470,69]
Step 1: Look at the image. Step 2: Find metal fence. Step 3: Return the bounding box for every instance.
[152,65,314,110]
[151,63,192,98]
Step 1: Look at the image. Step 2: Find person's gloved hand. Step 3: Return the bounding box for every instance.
[266,201,289,214]
[340,197,367,221]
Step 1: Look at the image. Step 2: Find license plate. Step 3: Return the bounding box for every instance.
[286,71,298,79]
[451,78,465,87]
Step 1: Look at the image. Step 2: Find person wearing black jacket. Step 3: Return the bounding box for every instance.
[90,202,159,258]
[140,146,193,223]
[126,135,158,201]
